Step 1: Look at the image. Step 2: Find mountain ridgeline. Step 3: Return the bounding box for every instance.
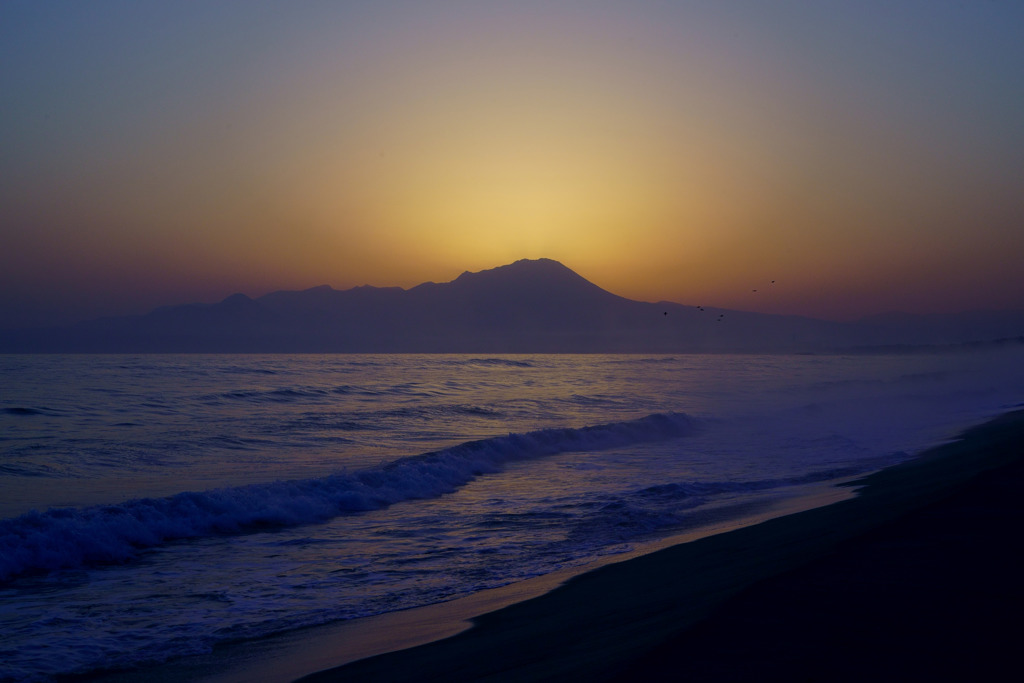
[3,259,1023,353]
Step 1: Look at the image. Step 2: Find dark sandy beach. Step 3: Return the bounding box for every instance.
[298,409,1024,682]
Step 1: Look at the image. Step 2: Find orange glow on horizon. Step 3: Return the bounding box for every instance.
[3,2,1024,327]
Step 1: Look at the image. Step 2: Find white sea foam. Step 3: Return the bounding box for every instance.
[0,412,696,582]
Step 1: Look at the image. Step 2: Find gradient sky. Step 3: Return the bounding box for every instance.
[3,1,1023,327]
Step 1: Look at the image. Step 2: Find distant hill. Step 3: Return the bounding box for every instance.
[851,310,1024,346]
[2,258,1023,353]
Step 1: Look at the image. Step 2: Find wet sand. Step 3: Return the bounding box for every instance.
[297,409,1024,682]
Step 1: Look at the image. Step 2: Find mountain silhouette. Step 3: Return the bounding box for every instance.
[1,259,1022,353]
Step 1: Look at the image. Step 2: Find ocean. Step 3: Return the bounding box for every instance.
[2,351,1022,682]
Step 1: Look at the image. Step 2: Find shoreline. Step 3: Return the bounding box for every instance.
[295,408,1024,682]
[85,482,854,683]
[80,408,1024,683]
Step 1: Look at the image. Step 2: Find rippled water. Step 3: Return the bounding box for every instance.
[2,351,1022,681]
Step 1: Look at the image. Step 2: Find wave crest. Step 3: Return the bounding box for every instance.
[0,412,695,582]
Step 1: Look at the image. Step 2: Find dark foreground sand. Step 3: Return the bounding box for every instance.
[299,409,1024,682]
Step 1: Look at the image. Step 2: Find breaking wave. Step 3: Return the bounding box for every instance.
[0,412,696,582]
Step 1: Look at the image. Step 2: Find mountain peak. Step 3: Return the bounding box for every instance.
[453,258,585,284]
[504,257,572,273]
[436,258,627,314]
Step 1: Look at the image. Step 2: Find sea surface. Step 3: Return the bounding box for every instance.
[2,351,1022,682]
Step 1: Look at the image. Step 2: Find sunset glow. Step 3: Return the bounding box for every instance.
[3,1,1023,327]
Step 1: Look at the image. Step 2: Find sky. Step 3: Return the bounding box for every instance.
[2,0,1023,328]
